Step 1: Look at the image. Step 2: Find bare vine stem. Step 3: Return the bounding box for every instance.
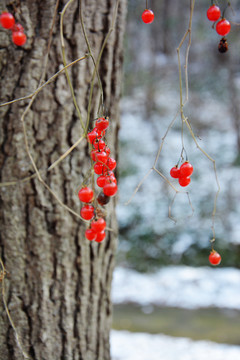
[1,260,31,360]
[85,0,120,132]
[0,55,88,108]
[126,0,220,239]
[79,0,105,121]
[0,133,85,188]
[60,0,85,130]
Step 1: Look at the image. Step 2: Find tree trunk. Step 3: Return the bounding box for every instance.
[0,0,127,359]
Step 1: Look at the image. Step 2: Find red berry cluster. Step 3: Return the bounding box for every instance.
[85,218,106,243]
[142,9,154,24]
[77,116,118,243]
[209,249,221,266]
[78,187,107,242]
[170,161,193,187]
[0,11,27,46]
[88,117,118,198]
[206,5,231,53]
[78,187,94,220]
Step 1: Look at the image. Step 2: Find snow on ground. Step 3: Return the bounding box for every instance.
[111,330,240,360]
[112,266,240,309]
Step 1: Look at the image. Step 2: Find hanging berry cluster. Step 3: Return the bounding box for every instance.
[0,11,27,46]
[170,161,194,187]
[78,116,118,243]
[206,4,231,53]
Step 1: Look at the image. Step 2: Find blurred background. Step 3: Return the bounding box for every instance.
[111,0,240,359]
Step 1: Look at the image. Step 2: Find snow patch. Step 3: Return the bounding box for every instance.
[111,330,240,360]
[112,266,240,309]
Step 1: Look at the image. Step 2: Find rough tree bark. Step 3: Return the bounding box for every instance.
[0,0,127,359]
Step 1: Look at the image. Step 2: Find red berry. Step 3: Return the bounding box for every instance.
[96,151,108,164]
[12,31,27,46]
[96,128,106,137]
[97,192,110,206]
[104,146,111,155]
[142,9,154,24]
[93,139,106,150]
[90,149,98,162]
[96,175,106,188]
[178,177,191,187]
[91,218,106,233]
[87,129,98,144]
[216,19,231,36]
[103,182,118,197]
[95,117,109,131]
[11,23,24,32]
[209,250,221,266]
[107,157,116,171]
[105,174,117,185]
[103,167,114,176]
[80,205,95,220]
[170,166,180,179]
[0,12,15,29]
[179,162,193,178]
[95,231,106,243]
[78,187,94,203]
[206,5,221,21]
[85,228,97,241]
[94,162,104,175]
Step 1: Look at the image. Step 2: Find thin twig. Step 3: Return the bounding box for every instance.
[60,0,85,130]
[79,0,104,119]
[86,0,120,133]
[0,135,85,187]
[0,258,31,360]
[0,56,89,108]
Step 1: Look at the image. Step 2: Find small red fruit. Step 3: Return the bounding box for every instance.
[95,231,106,243]
[80,205,95,220]
[12,31,27,46]
[206,5,221,22]
[95,117,109,131]
[105,174,117,184]
[142,9,154,24]
[11,23,24,32]
[85,228,97,241]
[0,12,15,29]
[170,166,180,179]
[87,129,98,144]
[93,139,106,150]
[209,250,221,266]
[90,149,98,162]
[96,175,106,188]
[107,157,117,171]
[91,218,106,233]
[96,128,106,137]
[104,146,111,155]
[94,162,104,175]
[96,151,108,164]
[179,162,193,178]
[103,182,118,196]
[216,19,231,36]
[178,177,191,187]
[78,187,94,203]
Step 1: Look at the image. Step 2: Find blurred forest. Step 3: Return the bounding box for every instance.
[117,0,240,271]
